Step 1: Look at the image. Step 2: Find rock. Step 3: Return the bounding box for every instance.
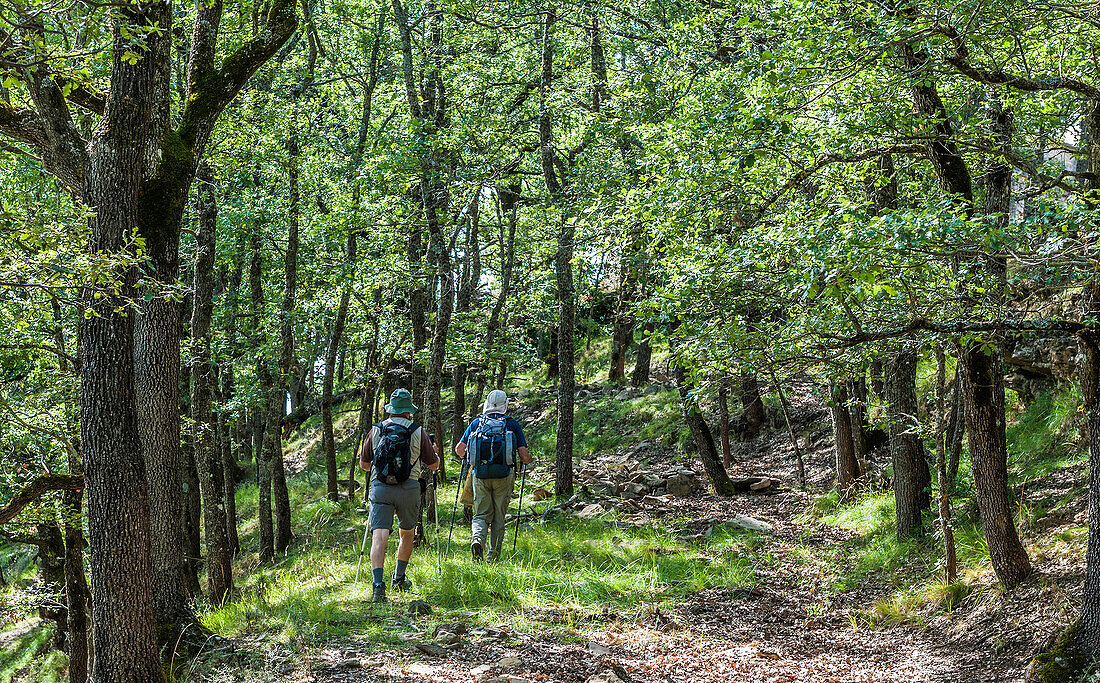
[434,622,467,637]
[577,503,606,519]
[438,632,464,645]
[643,474,662,488]
[586,641,611,655]
[626,482,648,496]
[586,672,626,683]
[531,487,552,501]
[336,658,362,670]
[408,600,432,616]
[614,389,634,401]
[729,514,774,532]
[749,479,772,491]
[496,655,523,670]
[471,664,493,675]
[414,642,448,656]
[666,474,692,497]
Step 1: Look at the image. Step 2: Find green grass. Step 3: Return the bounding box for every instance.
[0,623,66,683]
[1007,386,1085,481]
[203,482,755,647]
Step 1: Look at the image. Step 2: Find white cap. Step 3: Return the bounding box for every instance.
[482,389,508,414]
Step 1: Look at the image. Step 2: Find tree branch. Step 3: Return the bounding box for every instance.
[935,23,1100,99]
[0,474,83,525]
[178,0,298,151]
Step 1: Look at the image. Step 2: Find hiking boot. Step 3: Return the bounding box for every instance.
[471,541,483,562]
[371,582,387,603]
[392,577,412,592]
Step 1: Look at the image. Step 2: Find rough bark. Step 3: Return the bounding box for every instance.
[63,476,90,683]
[80,6,164,678]
[674,364,736,496]
[831,382,860,502]
[885,350,931,538]
[902,40,1030,588]
[190,166,231,605]
[739,372,766,439]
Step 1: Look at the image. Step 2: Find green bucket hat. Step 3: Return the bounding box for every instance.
[385,388,418,415]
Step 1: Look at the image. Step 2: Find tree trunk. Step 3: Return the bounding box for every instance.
[885,349,930,539]
[80,9,164,676]
[717,378,733,467]
[323,232,356,501]
[739,372,765,439]
[249,230,275,562]
[935,346,958,585]
[631,322,654,387]
[271,133,300,554]
[960,342,1031,587]
[831,382,860,502]
[674,364,736,496]
[190,167,231,605]
[63,480,90,683]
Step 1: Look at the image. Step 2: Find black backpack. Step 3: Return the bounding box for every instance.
[373,421,418,485]
[470,414,515,479]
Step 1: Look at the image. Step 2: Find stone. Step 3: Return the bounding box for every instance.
[434,622,467,637]
[614,389,634,401]
[586,641,611,655]
[471,664,493,675]
[496,655,523,670]
[626,482,648,496]
[408,600,432,616]
[666,474,692,497]
[586,672,626,683]
[728,514,774,532]
[336,658,362,670]
[577,503,606,519]
[749,479,772,491]
[414,642,448,656]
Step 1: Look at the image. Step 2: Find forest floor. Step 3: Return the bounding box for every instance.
[188,380,1086,683]
[1,376,1089,683]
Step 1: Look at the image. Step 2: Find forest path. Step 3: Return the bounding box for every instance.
[304,489,970,683]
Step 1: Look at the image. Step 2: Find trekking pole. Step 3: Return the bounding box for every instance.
[444,459,463,558]
[354,515,371,582]
[512,463,528,554]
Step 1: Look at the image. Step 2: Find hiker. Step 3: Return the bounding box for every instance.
[360,388,439,603]
[455,389,532,561]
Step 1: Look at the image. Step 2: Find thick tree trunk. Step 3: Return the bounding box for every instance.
[674,364,736,496]
[80,10,164,678]
[190,168,231,605]
[323,232,356,501]
[960,342,1031,587]
[831,382,860,502]
[885,350,930,539]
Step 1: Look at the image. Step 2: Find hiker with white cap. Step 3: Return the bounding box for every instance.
[455,389,532,561]
[360,388,439,602]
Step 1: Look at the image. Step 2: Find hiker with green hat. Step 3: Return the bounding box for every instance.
[455,389,532,561]
[359,388,439,602]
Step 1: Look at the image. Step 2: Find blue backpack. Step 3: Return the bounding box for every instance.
[469,414,515,479]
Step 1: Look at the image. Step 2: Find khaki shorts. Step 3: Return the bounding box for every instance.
[368,479,421,531]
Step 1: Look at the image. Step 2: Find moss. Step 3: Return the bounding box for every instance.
[1028,624,1088,683]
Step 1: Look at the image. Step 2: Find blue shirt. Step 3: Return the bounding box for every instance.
[460,414,528,449]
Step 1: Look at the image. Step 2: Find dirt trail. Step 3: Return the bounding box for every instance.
[304,386,1076,683]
